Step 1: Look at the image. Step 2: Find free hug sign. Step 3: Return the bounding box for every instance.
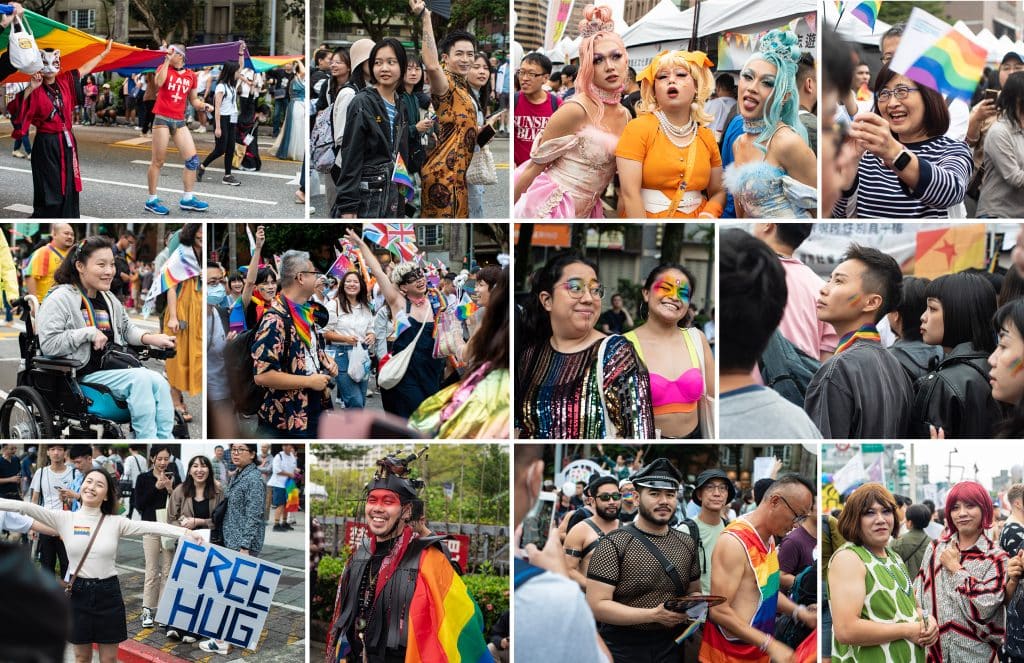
[155,540,283,650]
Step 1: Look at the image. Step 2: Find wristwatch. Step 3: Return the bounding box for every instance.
[892,148,912,172]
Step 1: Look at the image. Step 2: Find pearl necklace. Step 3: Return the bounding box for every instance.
[743,118,767,135]
[655,110,698,148]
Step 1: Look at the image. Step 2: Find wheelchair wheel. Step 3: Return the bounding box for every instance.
[0,387,55,439]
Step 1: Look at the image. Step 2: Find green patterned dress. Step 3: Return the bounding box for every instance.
[832,543,925,663]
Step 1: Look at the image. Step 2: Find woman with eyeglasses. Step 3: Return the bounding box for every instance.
[513,5,631,218]
[834,66,973,218]
[516,251,653,439]
[346,230,445,418]
[623,264,714,438]
[829,482,937,663]
[913,480,1017,662]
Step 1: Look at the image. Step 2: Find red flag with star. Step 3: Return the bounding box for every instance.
[913,224,986,279]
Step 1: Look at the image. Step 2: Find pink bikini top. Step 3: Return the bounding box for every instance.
[625,329,704,415]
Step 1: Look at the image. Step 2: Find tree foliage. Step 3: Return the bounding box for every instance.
[877,1,950,26]
[449,0,509,35]
[125,0,196,46]
[23,0,58,17]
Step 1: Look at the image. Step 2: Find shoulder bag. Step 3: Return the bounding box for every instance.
[686,327,716,438]
[9,16,43,75]
[378,311,427,390]
[65,514,106,596]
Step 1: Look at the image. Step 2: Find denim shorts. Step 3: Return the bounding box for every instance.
[153,114,187,131]
[272,486,288,507]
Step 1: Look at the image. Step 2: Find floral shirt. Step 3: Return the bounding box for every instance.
[223,463,266,555]
[252,296,331,432]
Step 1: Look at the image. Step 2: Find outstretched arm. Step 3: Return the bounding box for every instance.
[241,226,265,305]
[78,38,112,77]
[410,0,449,97]
[344,228,404,311]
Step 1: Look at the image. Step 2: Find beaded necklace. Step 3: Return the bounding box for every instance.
[594,87,623,105]
[835,324,881,354]
[743,118,767,134]
[654,110,698,148]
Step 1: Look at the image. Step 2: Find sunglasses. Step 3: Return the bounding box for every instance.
[402,269,424,284]
[652,278,691,302]
[595,493,622,502]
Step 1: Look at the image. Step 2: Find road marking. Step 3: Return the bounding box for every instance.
[0,166,279,205]
[4,203,99,218]
[130,160,295,180]
[114,137,154,146]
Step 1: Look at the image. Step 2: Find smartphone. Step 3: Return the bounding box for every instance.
[476,124,495,148]
[984,89,999,103]
[520,491,556,552]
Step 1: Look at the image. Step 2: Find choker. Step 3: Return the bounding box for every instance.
[655,110,698,148]
[595,87,623,105]
[743,118,767,135]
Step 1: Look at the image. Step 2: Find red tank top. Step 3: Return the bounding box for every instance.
[152,68,197,120]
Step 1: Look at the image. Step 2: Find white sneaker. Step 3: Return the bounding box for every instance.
[199,639,230,655]
[141,607,154,628]
[182,635,197,644]
[11,148,26,159]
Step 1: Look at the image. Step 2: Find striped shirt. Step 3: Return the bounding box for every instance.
[834,135,972,218]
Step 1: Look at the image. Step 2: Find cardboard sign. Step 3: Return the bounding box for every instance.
[155,540,283,650]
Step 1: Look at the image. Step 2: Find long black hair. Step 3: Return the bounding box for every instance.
[217,61,240,88]
[894,276,929,342]
[465,267,509,373]
[994,299,1024,438]
[471,54,493,108]
[519,251,599,351]
[339,270,369,314]
[997,71,1024,131]
[53,236,114,288]
[181,454,220,500]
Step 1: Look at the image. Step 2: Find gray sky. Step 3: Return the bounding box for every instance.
[899,441,1024,491]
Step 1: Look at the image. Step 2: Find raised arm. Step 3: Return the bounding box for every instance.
[410,0,449,97]
[344,228,403,311]
[241,226,265,305]
[78,38,112,77]
[155,50,172,87]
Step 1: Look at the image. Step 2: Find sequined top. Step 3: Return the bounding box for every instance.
[722,161,816,219]
[516,335,654,439]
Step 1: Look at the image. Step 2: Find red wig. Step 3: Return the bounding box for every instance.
[943,481,994,538]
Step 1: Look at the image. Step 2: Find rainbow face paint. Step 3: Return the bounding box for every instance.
[847,293,862,305]
[1011,357,1024,377]
[652,278,691,303]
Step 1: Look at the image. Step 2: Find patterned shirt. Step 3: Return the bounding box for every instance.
[1001,521,1024,658]
[421,70,476,218]
[914,532,1007,662]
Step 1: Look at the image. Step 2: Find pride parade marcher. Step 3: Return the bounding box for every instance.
[14,40,111,217]
[325,450,491,663]
[144,44,215,215]
[24,223,75,302]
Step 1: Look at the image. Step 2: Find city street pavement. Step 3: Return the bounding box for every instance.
[0,120,305,219]
[310,134,511,219]
[61,514,307,663]
[0,314,202,439]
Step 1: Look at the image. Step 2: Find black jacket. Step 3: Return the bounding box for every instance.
[333,86,410,218]
[911,342,1002,439]
[132,467,182,522]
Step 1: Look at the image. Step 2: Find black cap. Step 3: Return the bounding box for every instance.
[366,474,420,504]
[587,474,618,497]
[632,458,681,491]
[692,469,737,506]
[1002,51,1024,66]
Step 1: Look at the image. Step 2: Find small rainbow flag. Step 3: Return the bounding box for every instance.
[327,251,355,279]
[285,477,300,513]
[454,302,478,321]
[392,153,415,203]
[850,1,881,31]
[284,297,314,349]
[23,243,67,278]
[143,244,201,316]
[904,25,988,103]
[405,546,493,663]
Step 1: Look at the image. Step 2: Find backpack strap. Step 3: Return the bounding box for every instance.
[514,557,547,588]
[621,523,687,595]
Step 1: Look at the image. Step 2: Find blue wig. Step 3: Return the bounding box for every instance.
[745,30,808,154]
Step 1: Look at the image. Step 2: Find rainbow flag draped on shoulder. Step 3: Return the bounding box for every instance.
[405,547,493,663]
[23,243,67,278]
[142,244,201,317]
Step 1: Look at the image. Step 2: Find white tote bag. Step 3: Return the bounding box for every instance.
[8,17,43,75]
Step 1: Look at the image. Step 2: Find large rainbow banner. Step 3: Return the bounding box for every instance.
[0,10,302,83]
[888,7,988,104]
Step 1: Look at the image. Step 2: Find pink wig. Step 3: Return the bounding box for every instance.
[574,5,626,131]
[942,481,994,538]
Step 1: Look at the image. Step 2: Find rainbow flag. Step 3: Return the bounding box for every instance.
[544,0,576,50]
[454,302,478,321]
[284,297,314,348]
[901,17,988,103]
[228,298,247,333]
[327,251,355,279]
[405,547,493,663]
[850,1,881,31]
[392,153,415,203]
[0,10,303,83]
[143,244,200,316]
[285,478,300,513]
[23,243,66,278]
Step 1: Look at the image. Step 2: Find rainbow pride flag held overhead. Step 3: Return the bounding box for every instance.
[0,9,302,83]
[327,251,355,279]
[405,547,493,663]
[850,0,882,31]
[142,244,200,316]
[889,7,988,104]
[285,478,300,513]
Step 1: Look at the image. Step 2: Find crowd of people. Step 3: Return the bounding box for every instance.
[825,480,1024,662]
[515,251,714,439]
[1,3,305,217]
[512,5,817,219]
[206,225,510,439]
[0,442,300,659]
[720,223,1024,439]
[311,0,509,219]
[515,446,817,663]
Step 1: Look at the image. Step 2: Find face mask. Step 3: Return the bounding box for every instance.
[40,50,61,75]
[206,284,228,307]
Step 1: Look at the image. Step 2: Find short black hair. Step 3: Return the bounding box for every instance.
[68,445,91,460]
[587,475,618,497]
[440,30,477,56]
[521,52,553,75]
[894,276,930,342]
[841,243,903,322]
[923,499,936,514]
[873,64,949,137]
[907,504,931,530]
[822,26,854,95]
[54,236,115,289]
[561,64,578,80]
[753,478,775,505]
[925,272,998,352]
[797,52,815,86]
[179,223,201,247]
[763,473,817,499]
[774,224,814,251]
[720,229,787,371]
[410,498,425,521]
[368,38,407,87]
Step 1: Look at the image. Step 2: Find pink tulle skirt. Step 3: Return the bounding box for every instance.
[513,165,603,219]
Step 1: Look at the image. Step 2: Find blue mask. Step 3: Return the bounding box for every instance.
[206,284,228,307]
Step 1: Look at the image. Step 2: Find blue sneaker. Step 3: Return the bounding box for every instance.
[179,197,209,212]
[144,199,169,215]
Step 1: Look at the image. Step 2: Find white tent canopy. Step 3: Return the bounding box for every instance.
[822,0,891,47]
[622,0,817,48]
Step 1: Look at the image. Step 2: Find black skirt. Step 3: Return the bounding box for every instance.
[31,132,80,218]
[70,576,127,644]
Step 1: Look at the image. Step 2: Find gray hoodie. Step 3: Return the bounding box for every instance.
[37,284,146,366]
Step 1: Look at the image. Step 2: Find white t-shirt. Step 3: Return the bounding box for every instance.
[328,299,373,343]
[268,452,297,489]
[123,454,149,488]
[215,82,238,122]
[30,466,78,511]
[207,310,230,401]
[1,511,34,533]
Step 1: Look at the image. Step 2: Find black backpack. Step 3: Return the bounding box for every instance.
[758,329,821,407]
[223,309,292,416]
[678,515,729,574]
[776,563,816,647]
